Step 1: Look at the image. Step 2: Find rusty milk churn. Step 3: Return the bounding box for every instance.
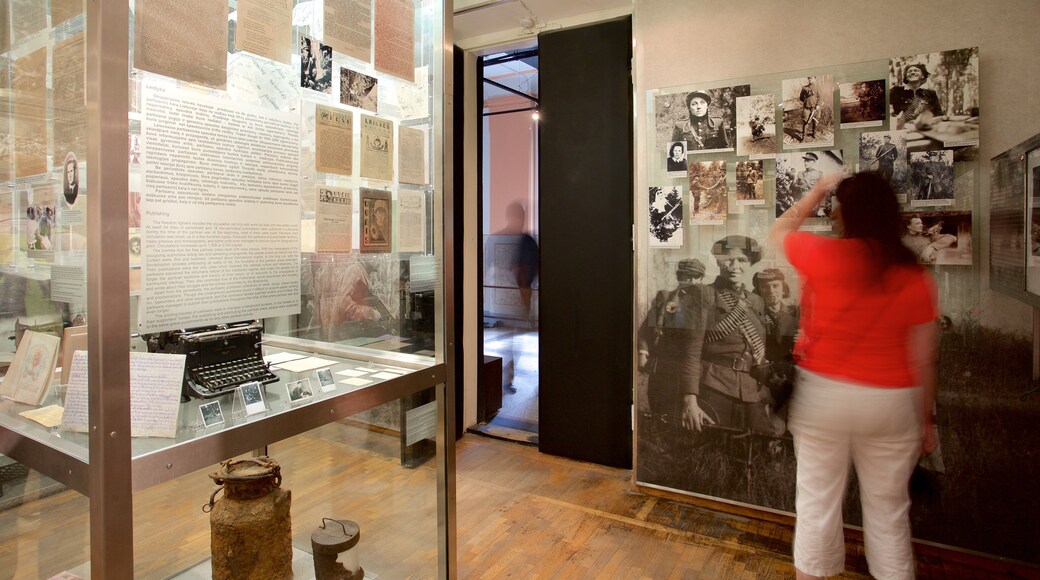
[205,456,292,579]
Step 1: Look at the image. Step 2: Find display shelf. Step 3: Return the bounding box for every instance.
[0,344,443,493]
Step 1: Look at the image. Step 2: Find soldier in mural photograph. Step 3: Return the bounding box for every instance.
[799,76,821,141]
[677,236,785,438]
[752,268,799,366]
[671,90,727,152]
[902,215,958,264]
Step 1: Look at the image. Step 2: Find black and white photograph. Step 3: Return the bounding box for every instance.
[665,141,687,175]
[735,160,765,206]
[637,234,796,512]
[300,36,332,93]
[62,151,79,207]
[774,150,843,219]
[648,186,683,248]
[781,74,834,148]
[654,85,749,157]
[838,80,885,128]
[889,47,979,147]
[900,210,972,265]
[908,149,955,207]
[239,381,266,415]
[688,160,727,225]
[287,378,314,402]
[340,68,378,112]
[735,94,776,159]
[316,367,337,392]
[859,130,909,201]
[1031,156,1040,263]
[198,400,225,427]
[25,203,55,255]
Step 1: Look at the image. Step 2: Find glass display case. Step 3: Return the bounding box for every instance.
[0,0,454,577]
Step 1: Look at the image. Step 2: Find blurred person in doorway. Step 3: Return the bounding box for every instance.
[769,171,939,580]
[497,202,539,394]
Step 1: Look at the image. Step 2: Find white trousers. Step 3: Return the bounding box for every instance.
[789,369,923,580]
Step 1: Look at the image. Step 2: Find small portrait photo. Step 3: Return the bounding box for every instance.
[889,47,978,147]
[287,379,314,402]
[688,160,727,225]
[666,141,688,175]
[360,189,392,253]
[340,68,378,112]
[735,94,776,158]
[654,85,749,157]
[908,149,955,207]
[859,130,909,201]
[901,210,972,266]
[316,367,336,392]
[128,229,141,265]
[648,185,683,248]
[63,151,80,207]
[26,203,55,253]
[775,150,844,219]
[735,160,765,206]
[128,134,142,164]
[839,80,885,128]
[781,74,835,149]
[239,381,266,415]
[199,400,225,427]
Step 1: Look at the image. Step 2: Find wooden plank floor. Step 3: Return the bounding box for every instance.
[1,425,1037,578]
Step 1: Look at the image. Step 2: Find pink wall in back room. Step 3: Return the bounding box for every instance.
[486,94,538,235]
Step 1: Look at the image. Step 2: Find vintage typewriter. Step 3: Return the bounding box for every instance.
[144,321,278,401]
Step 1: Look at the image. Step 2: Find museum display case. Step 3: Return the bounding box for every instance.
[0,0,454,576]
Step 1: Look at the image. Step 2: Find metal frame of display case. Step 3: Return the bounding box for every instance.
[0,1,457,578]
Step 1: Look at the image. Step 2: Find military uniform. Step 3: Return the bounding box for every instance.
[875,141,899,181]
[672,116,728,151]
[799,81,821,140]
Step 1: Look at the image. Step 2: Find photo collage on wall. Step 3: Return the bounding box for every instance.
[648,47,979,261]
[640,47,986,555]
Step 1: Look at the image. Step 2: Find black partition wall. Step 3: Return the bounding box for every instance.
[537,17,633,468]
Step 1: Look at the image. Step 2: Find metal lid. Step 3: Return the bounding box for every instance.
[311,518,361,554]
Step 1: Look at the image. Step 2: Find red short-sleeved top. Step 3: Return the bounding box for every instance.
[785,232,938,387]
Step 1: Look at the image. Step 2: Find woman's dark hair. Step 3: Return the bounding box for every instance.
[902,63,930,83]
[834,171,919,268]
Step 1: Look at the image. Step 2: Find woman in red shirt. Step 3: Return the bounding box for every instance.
[768,172,939,580]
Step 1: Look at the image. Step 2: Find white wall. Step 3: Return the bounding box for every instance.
[633,0,1040,333]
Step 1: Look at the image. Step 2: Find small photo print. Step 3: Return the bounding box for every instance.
[688,160,727,225]
[665,141,688,175]
[889,47,978,147]
[649,185,683,248]
[775,150,844,219]
[859,130,909,201]
[316,368,336,392]
[839,80,885,128]
[301,36,332,93]
[654,85,749,157]
[287,378,314,402]
[340,68,378,112]
[908,149,955,207]
[735,94,776,158]
[901,210,972,266]
[781,74,835,149]
[199,401,225,427]
[735,160,765,206]
[239,381,266,415]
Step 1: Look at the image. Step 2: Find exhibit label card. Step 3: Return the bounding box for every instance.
[324,0,372,63]
[398,125,426,185]
[139,82,300,332]
[316,104,353,176]
[134,0,229,89]
[397,189,425,253]
[360,114,394,181]
[374,0,415,81]
[316,186,353,253]
[235,0,293,65]
[62,351,186,438]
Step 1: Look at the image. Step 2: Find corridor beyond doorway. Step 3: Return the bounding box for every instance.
[476,327,539,443]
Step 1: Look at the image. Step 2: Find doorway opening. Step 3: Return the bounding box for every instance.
[473,47,540,444]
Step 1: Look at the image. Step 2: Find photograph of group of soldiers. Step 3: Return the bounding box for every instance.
[774,150,844,218]
[688,161,728,224]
